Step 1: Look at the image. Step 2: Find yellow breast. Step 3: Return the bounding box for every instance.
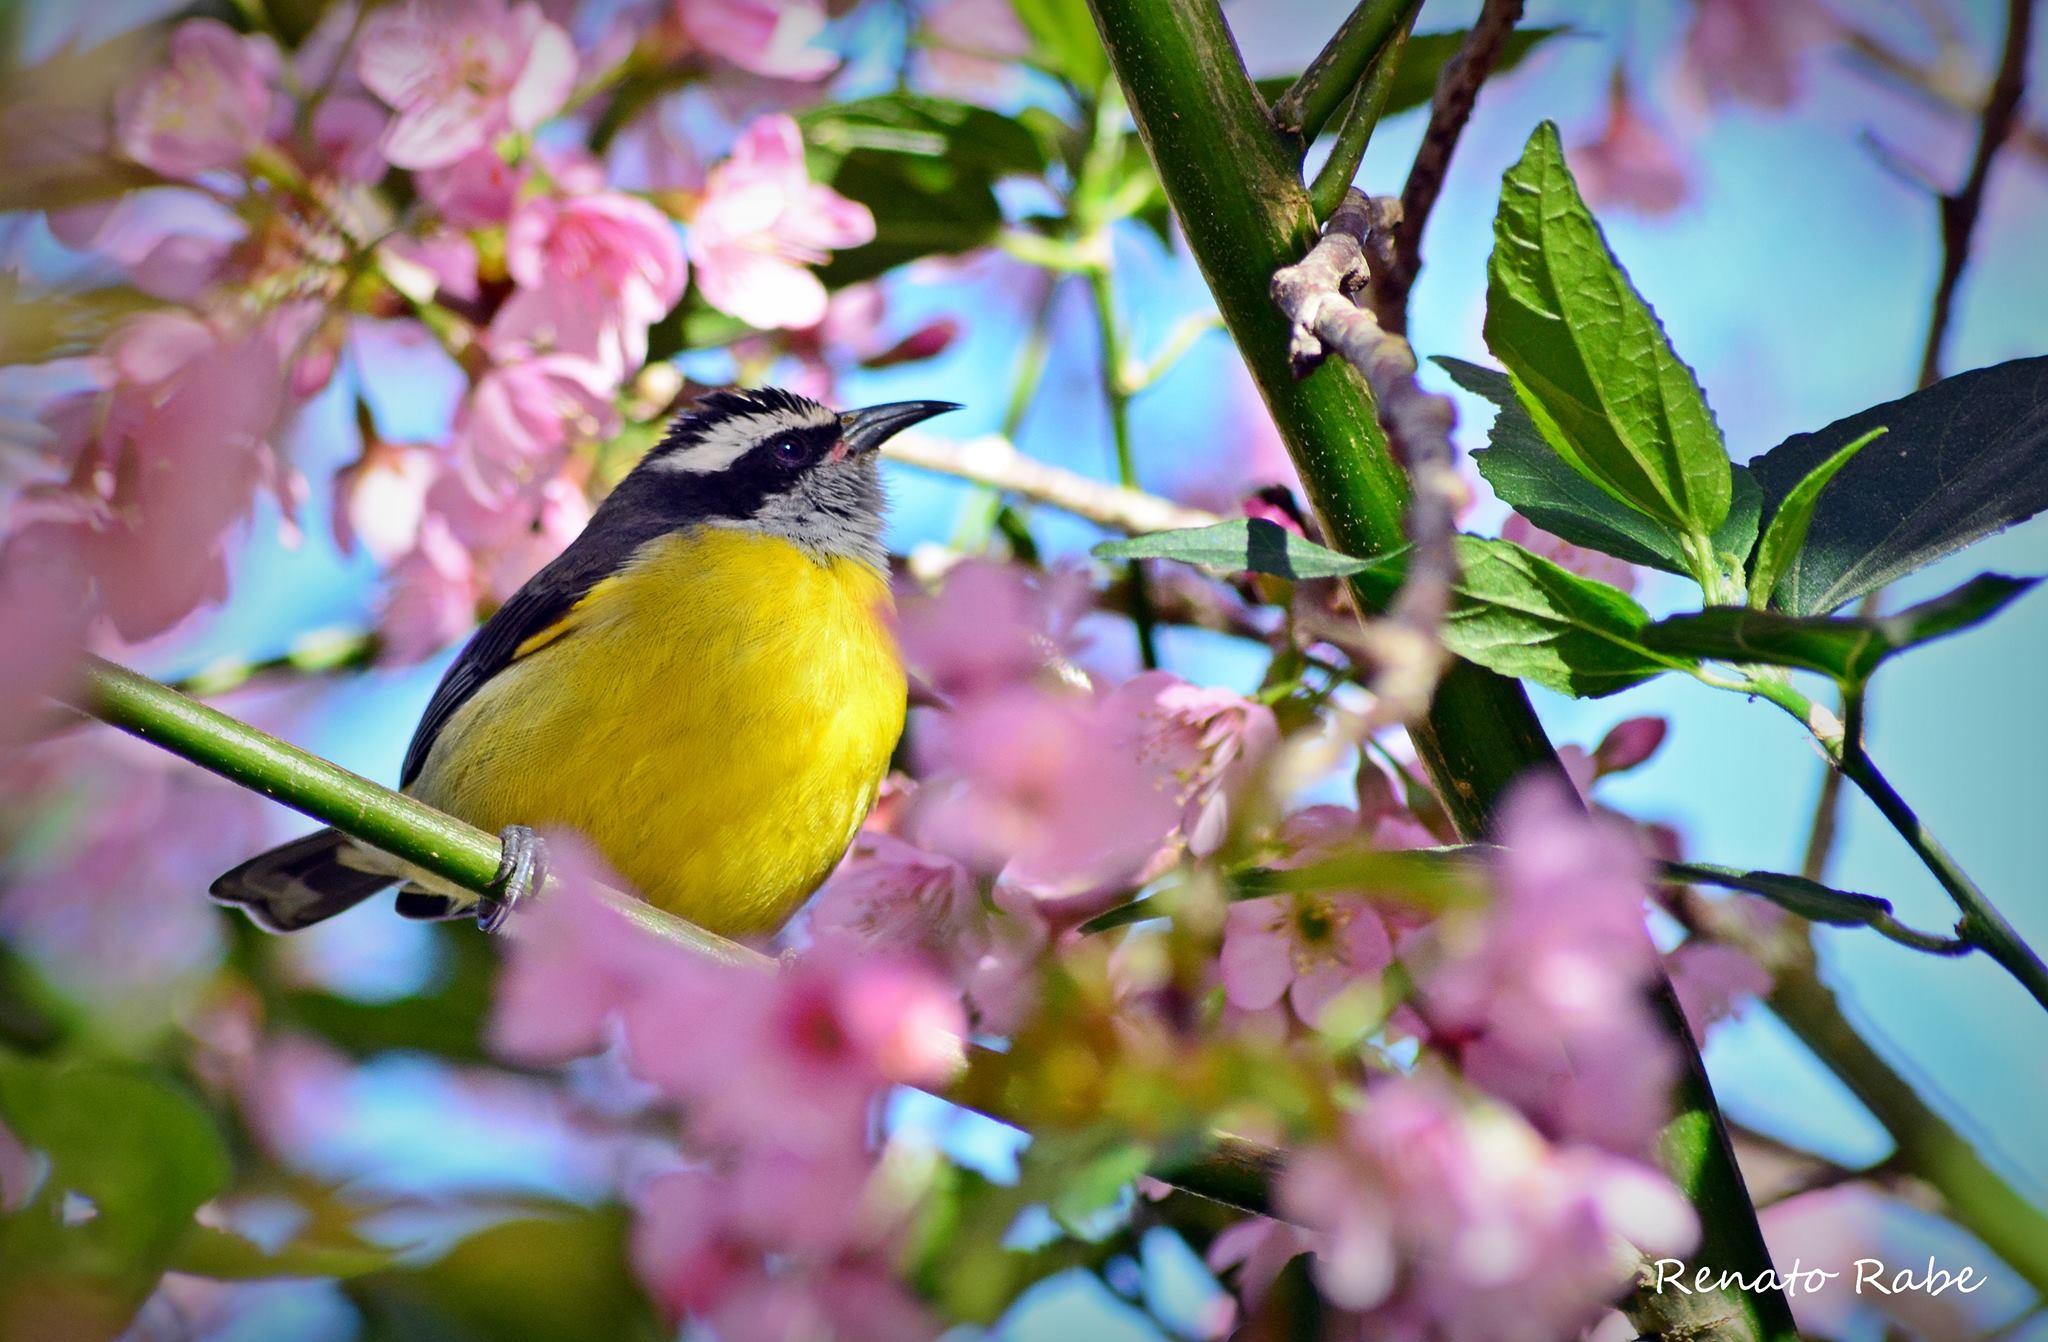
[408,527,906,937]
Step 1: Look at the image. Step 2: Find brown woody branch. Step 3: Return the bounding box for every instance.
[1916,0,2034,387]
[1374,0,1525,332]
[1271,190,1457,726]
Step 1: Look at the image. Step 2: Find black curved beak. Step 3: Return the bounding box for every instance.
[840,400,961,454]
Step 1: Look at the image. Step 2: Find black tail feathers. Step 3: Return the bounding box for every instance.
[210,828,397,932]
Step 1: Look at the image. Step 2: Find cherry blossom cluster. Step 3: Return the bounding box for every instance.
[0,0,964,708]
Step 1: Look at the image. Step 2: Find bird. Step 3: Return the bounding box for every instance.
[211,387,957,938]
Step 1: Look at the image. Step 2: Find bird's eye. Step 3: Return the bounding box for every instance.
[772,439,808,467]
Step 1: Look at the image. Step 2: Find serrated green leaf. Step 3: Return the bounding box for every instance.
[1643,573,2039,685]
[1093,518,1371,579]
[1748,356,2048,614]
[1444,355,1688,570]
[1747,427,1885,607]
[1012,0,1110,89]
[1664,862,1894,928]
[1353,536,1687,698]
[1484,122,1731,540]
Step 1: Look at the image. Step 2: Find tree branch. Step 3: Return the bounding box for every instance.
[1085,4,1793,1337]
[1271,190,1455,725]
[883,432,1221,535]
[1376,0,1524,333]
[1269,0,1416,142]
[1917,0,2033,387]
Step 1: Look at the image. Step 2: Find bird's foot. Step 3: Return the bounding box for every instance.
[477,825,548,933]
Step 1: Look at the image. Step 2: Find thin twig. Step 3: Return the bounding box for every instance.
[1917,0,2034,387]
[1271,190,1457,725]
[885,432,1220,535]
[1306,10,1419,219]
[1269,0,1416,141]
[1375,0,1524,333]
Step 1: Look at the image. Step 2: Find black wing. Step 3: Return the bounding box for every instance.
[399,512,669,787]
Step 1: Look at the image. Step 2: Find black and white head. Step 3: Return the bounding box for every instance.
[623,387,956,572]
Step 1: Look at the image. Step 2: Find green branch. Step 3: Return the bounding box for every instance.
[1082,4,1794,1338]
[1269,0,1418,142]
[1750,676,2048,1012]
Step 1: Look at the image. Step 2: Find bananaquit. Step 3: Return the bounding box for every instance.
[212,389,956,937]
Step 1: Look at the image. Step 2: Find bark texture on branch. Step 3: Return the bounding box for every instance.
[1270,190,1456,725]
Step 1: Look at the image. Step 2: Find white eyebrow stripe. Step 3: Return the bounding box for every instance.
[651,405,836,474]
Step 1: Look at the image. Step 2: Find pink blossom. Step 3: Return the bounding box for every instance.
[1277,1077,1695,1341]
[415,149,528,228]
[357,0,577,171]
[489,836,697,1064]
[0,1119,32,1213]
[0,732,265,1017]
[0,523,89,746]
[809,831,985,976]
[452,353,619,505]
[492,869,965,1153]
[1500,514,1640,593]
[909,685,1185,911]
[378,515,480,662]
[1107,670,1278,859]
[492,193,687,381]
[1666,940,1770,1036]
[28,318,281,641]
[1682,0,1834,110]
[1567,84,1691,218]
[892,558,1091,703]
[1221,894,1393,1029]
[115,19,277,178]
[1593,715,1667,776]
[625,944,965,1153]
[309,94,391,184]
[688,115,875,331]
[674,0,838,81]
[1413,777,1678,1157]
[476,473,591,602]
[633,1167,935,1337]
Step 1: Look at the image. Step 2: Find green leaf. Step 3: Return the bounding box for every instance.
[1255,27,1570,127]
[0,1057,235,1338]
[1093,517,1371,579]
[0,1057,231,1262]
[354,1209,663,1342]
[1111,524,1686,698]
[1041,1135,1153,1238]
[1748,355,2048,614]
[1484,122,1731,540]
[1444,355,1689,571]
[1747,427,1886,607]
[168,1223,393,1281]
[1664,862,1896,928]
[1012,0,1111,90]
[796,97,1045,287]
[1353,537,1687,698]
[1643,573,2039,685]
